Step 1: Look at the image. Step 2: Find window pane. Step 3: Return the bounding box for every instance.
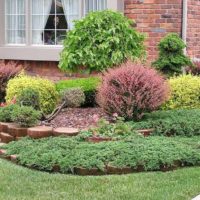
[31,0,79,45]
[44,30,55,45]
[56,0,65,14]
[32,30,44,45]
[5,0,26,44]
[6,30,25,44]
[56,30,67,45]
[84,0,107,15]
[56,15,68,30]
[6,15,25,30]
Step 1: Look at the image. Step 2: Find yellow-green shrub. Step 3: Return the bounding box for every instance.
[6,74,58,114]
[164,74,200,109]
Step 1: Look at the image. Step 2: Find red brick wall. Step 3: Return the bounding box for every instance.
[124,0,183,61]
[187,0,200,59]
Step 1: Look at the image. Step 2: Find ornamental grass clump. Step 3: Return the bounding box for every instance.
[152,33,193,76]
[59,10,145,73]
[97,62,169,120]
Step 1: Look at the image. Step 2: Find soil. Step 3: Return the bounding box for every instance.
[41,107,110,130]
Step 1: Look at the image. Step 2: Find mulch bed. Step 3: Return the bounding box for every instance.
[42,107,111,130]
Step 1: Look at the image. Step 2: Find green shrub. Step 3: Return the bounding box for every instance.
[152,33,193,76]
[59,10,145,73]
[3,136,200,173]
[81,117,137,139]
[6,74,58,114]
[16,87,40,110]
[56,77,101,106]
[11,105,41,127]
[0,104,18,122]
[62,88,85,108]
[130,109,200,136]
[164,75,200,110]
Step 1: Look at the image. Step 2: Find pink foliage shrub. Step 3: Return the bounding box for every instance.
[97,62,170,120]
[0,61,22,101]
[186,61,200,75]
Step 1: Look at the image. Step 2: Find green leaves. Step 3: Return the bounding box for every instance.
[152,33,193,76]
[4,136,200,173]
[59,10,145,73]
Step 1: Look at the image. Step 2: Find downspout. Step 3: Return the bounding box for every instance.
[182,0,187,55]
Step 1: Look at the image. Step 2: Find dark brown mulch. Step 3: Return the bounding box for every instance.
[42,107,110,130]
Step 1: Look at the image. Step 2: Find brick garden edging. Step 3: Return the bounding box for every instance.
[0,121,154,144]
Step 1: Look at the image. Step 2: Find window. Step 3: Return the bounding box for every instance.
[32,0,80,46]
[84,0,107,15]
[5,0,26,44]
[0,0,124,61]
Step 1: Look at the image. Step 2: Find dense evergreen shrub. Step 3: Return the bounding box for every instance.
[11,105,41,127]
[97,62,169,120]
[0,104,18,122]
[6,74,58,114]
[163,75,200,110]
[56,77,101,106]
[130,109,200,136]
[59,10,145,73]
[61,88,85,108]
[16,88,40,110]
[152,33,193,76]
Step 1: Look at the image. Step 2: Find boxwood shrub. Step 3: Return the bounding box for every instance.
[163,75,200,110]
[56,77,101,106]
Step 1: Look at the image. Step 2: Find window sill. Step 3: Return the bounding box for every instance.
[0,46,63,61]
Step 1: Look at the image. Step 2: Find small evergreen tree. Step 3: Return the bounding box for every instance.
[152,33,193,76]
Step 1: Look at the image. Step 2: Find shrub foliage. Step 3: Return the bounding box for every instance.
[16,87,40,110]
[62,88,85,108]
[11,105,41,127]
[0,61,21,101]
[97,62,169,120]
[6,73,58,114]
[163,74,200,110]
[59,10,145,73]
[0,104,18,122]
[152,33,193,76]
[186,61,200,75]
[3,136,200,173]
[130,109,200,136]
[56,77,101,106]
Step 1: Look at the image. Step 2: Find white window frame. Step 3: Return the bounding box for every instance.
[0,0,124,61]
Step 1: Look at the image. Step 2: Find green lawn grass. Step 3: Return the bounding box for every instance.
[0,159,200,200]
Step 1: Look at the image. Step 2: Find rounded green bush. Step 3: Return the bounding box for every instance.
[59,10,145,73]
[16,87,40,110]
[6,74,58,114]
[163,74,200,109]
[0,104,18,122]
[11,105,42,128]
